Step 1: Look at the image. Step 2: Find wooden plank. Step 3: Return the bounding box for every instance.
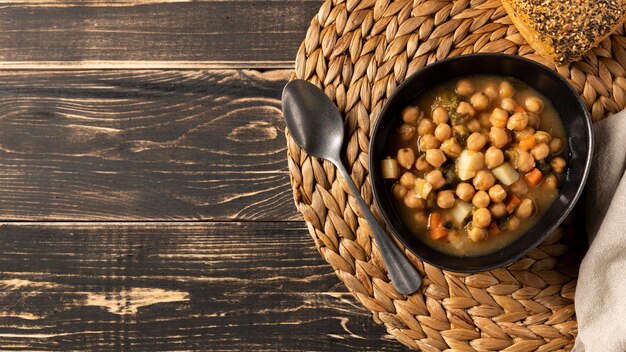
[0,1,320,69]
[0,222,404,351]
[0,69,301,221]
[2,0,312,3]
[0,60,298,70]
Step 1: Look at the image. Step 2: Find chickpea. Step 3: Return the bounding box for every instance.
[549,137,563,153]
[551,156,566,173]
[515,198,535,219]
[490,108,509,128]
[425,149,446,167]
[434,123,452,142]
[472,190,490,208]
[488,184,507,203]
[473,170,495,191]
[456,182,475,202]
[516,150,535,172]
[542,174,559,190]
[505,216,520,231]
[484,85,498,99]
[398,123,416,141]
[485,146,504,169]
[414,212,428,227]
[509,178,528,196]
[441,138,463,158]
[525,96,544,113]
[466,132,487,151]
[534,131,552,144]
[457,101,475,117]
[507,112,529,131]
[415,155,433,172]
[392,183,408,199]
[456,79,475,96]
[479,112,491,128]
[437,191,456,209]
[419,134,441,151]
[531,143,550,161]
[527,112,540,128]
[468,224,487,242]
[404,190,426,209]
[515,127,535,141]
[470,92,490,111]
[467,119,482,133]
[489,202,507,218]
[401,106,420,123]
[417,119,436,137]
[397,148,416,169]
[489,127,509,148]
[432,106,449,124]
[501,97,517,112]
[499,81,515,98]
[399,172,417,188]
[425,170,445,190]
[473,208,492,228]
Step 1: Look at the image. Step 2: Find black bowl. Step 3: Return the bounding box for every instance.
[368,53,593,272]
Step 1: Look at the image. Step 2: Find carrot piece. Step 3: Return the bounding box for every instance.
[431,227,448,240]
[429,211,442,229]
[488,221,500,236]
[513,105,526,114]
[428,212,447,240]
[518,135,536,151]
[524,167,543,187]
[506,194,522,213]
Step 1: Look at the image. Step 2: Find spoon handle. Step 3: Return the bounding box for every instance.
[335,162,422,295]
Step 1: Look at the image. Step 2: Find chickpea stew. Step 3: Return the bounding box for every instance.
[381,75,568,256]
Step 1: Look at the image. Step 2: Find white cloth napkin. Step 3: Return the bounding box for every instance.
[573,112,626,351]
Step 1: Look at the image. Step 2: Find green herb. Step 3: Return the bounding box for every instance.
[431,92,460,112]
[537,159,552,174]
[441,158,454,170]
[443,168,459,189]
[449,111,466,126]
[455,132,468,146]
[498,214,513,230]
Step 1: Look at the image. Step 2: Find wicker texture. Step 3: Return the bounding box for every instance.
[286,0,626,349]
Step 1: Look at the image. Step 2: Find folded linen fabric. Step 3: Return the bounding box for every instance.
[573,112,626,351]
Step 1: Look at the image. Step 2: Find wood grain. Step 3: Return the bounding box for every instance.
[0,69,299,221]
[0,222,404,351]
[0,1,321,69]
[0,1,385,350]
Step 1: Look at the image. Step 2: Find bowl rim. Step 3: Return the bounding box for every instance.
[368,53,593,272]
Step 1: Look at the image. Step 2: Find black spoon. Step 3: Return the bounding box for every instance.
[282,79,422,295]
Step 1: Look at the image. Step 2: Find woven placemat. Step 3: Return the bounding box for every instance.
[286,0,626,350]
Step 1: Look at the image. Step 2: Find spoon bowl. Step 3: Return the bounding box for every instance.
[281,80,344,163]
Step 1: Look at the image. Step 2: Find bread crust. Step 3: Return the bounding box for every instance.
[501,0,626,64]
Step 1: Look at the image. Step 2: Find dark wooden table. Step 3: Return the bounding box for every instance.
[0,1,408,350]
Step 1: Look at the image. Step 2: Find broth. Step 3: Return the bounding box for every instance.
[381,75,567,257]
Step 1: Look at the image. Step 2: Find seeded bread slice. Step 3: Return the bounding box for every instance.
[500,0,626,64]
